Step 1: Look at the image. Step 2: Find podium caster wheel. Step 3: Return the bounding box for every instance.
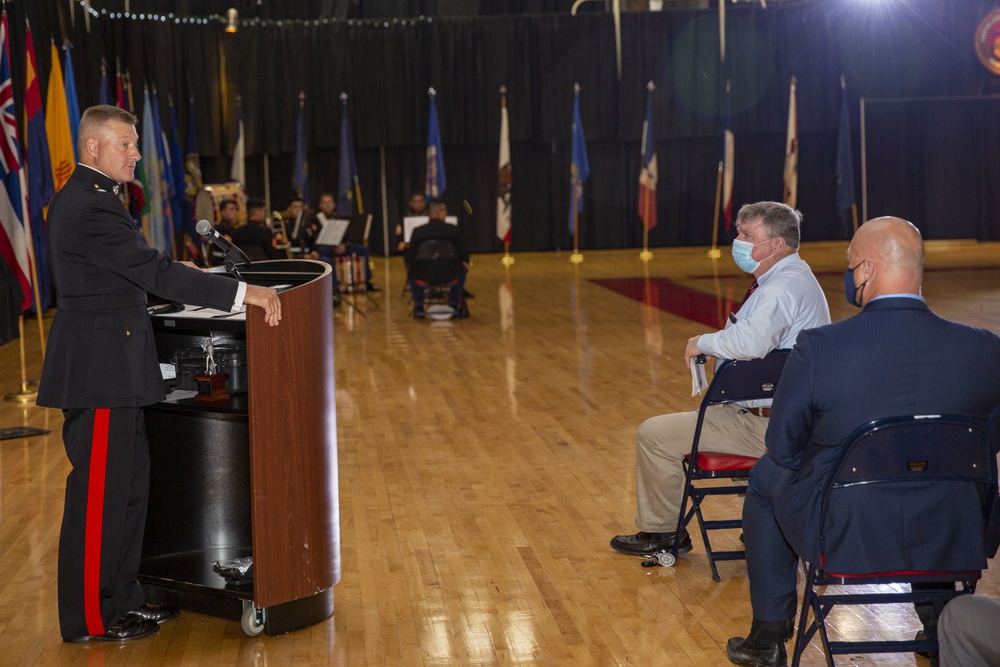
[242,601,265,636]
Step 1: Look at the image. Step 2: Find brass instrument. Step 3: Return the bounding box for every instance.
[270,211,293,259]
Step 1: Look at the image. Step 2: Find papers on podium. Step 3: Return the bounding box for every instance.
[403,215,458,243]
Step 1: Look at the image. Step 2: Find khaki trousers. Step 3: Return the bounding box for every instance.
[634,403,769,532]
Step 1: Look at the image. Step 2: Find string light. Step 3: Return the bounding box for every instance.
[79,10,437,28]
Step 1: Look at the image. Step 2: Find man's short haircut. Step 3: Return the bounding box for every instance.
[247,198,266,213]
[318,192,335,202]
[289,196,304,205]
[220,199,238,211]
[735,201,801,249]
[78,105,138,155]
[427,198,446,212]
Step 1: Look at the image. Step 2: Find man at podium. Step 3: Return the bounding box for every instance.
[37,105,281,644]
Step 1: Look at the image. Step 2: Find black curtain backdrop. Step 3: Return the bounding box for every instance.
[8,0,1000,256]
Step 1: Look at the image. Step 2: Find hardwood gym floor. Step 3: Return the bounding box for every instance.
[1,240,999,666]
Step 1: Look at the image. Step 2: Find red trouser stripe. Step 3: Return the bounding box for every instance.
[84,408,110,636]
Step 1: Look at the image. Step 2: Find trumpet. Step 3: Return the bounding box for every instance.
[270,211,293,259]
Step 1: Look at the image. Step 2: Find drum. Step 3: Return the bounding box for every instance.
[195,183,248,227]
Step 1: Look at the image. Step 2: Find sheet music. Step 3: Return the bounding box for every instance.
[151,304,247,321]
[403,215,458,243]
[316,217,350,246]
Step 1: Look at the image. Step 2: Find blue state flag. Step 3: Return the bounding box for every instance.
[63,46,81,161]
[337,98,360,214]
[425,91,446,198]
[139,88,168,253]
[23,22,53,311]
[568,86,590,233]
[150,88,175,253]
[99,58,112,106]
[835,76,856,227]
[292,96,309,205]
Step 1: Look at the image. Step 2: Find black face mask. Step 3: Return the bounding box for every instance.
[843,261,868,308]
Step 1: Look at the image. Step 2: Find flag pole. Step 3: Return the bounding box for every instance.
[710,160,723,259]
[570,83,583,265]
[341,93,364,215]
[3,317,37,403]
[499,86,514,267]
[640,80,654,262]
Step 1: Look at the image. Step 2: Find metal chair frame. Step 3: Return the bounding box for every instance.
[672,349,791,581]
[790,415,997,667]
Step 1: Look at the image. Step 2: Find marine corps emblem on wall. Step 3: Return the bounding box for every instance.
[975,8,1000,75]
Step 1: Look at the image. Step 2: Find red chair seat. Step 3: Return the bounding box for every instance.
[686,452,759,472]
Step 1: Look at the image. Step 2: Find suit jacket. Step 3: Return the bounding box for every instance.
[763,296,1000,571]
[404,219,468,266]
[37,165,239,409]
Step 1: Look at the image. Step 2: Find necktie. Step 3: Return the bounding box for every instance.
[741,279,759,306]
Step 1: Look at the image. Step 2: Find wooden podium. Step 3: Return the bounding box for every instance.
[140,260,339,636]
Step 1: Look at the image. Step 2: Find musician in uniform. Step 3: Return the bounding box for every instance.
[37,105,281,643]
[232,199,286,261]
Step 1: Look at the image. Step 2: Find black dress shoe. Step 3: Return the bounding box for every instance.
[462,289,475,299]
[610,530,693,556]
[332,292,342,307]
[64,616,160,643]
[726,636,788,667]
[366,282,382,292]
[124,603,180,624]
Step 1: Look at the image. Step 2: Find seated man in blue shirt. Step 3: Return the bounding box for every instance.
[404,198,469,318]
[611,201,831,558]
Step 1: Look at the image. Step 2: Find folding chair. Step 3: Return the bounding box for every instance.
[790,415,997,667]
[410,239,466,319]
[665,349,790,581]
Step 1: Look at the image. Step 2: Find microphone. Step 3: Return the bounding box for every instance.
[196,219,252,267]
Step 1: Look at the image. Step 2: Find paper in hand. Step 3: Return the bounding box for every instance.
[691,355,708,396]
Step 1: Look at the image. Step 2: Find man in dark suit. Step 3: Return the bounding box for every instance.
[726,217,1000,667]
[404,198,469,317]
[37,105,281,643]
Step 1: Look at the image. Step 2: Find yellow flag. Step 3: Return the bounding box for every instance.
[45,43,75,193]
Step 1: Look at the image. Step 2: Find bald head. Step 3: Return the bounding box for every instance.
[846,216,923,307]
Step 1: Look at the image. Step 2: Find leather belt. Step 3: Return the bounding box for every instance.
[58,293,147,310]
[745,407,771,417]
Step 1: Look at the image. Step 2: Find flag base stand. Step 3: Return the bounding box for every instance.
[639,249,653,262]
[707,247,721,259]
[501,254,515,267]
[570,252,584,264]
[4,383,38,404]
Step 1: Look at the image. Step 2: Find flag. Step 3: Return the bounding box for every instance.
[115,69,145,219]
[835,75,856,222]
[184,96,203,207]
[293,94,309,205]
[63,46,81,161]
[230,100,245,184]
[98,57,112,106]
[139,88,167,253]
[425,90,446,197]
[23,21,53,311]
[150,88,175,250]
[722,81,734,232]
[568,86,590,233]
[114,60,125,109]
[167,97,189,235]
[496,90,511,243]
[0,14,30,311]
[783,76,798,209]
[45,42,74,194]
[638,83,658,231]
[337,97,361,214]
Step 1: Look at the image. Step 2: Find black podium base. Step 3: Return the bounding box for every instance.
[139,548,334,635]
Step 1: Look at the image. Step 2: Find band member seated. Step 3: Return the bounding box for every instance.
[404,198,469,318]
[395,191,426,253]
[208,199,240,266]
[231,198,285,261]
[286,197,321,258]
[315,192,380,294]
